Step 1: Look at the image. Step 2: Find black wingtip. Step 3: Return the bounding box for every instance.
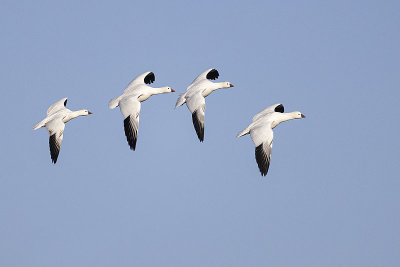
[49,134,60,164]
[144,72,155,84]
[255,144,270,176]
[64,99,67,107]
[192,112,204,142]
[124,115,137,150]
[274,104,284,113]
[206,69,219,80]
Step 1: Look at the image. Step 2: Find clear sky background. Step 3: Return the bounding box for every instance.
[1,0,399,266]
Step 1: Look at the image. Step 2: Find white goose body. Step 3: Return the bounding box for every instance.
[175,68,234,142]
[33,98,92,163]
[237,103,305,176]
[108,71,175,150]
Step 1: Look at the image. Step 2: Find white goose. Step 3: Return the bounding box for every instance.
[109,71,175,150]
[33,98,92,163]
[175,68,234,142]
[237,103,305,176]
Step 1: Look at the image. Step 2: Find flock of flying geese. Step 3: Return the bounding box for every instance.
[33,68,305,176]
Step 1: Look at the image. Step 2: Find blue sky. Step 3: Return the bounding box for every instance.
[1,0,399,266]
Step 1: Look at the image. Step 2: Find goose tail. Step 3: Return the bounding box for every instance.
[236,127,250,138]
[175,93,186,109]
[108,97,120,109]
[33,119,46,130]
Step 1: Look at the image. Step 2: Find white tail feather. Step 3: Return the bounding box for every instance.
[33,119,46,130]
[236,128,250,138]
[108,97,120,109]
[175,93,186,108]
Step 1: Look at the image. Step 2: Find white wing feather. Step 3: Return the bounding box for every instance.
[47,98,67,116]
[252,103,283,122]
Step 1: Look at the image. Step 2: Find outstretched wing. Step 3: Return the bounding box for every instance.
[45,117,65,163]
[186,92,206,142]
[250,123,274,176]
[47,98,68,116]
[123,71,155,94]
[191,68,219,84]
[119,95,141,150]
[252,103,284,122]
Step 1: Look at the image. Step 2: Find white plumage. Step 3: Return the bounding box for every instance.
[109,71,175,150]
[175,68,234,142]
[33,98,92,163]
[237,103,305,176]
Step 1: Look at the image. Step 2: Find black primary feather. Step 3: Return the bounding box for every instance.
[206,69,219,80]
[49,133,60,164]
[192,111,204,142]
[144,72,155,84]
[124,115,137,150]
[255,144,270,176]
[274,104,284,113]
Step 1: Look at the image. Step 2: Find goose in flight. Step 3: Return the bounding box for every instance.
[33,98,92,163]
[175,68,234,142]
[237,103,305,176]
[109,71,175,150]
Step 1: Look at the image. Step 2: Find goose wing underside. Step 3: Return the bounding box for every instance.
[250,124,273,176]
[119,95,141,150]
[186,93,206,142]
[45,117,65,163]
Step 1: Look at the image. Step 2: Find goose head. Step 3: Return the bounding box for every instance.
[225,82,234,88]
[80,110,93,116]
[215,82,234,90]
[161,86,176,93]
[292,111,306,119]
